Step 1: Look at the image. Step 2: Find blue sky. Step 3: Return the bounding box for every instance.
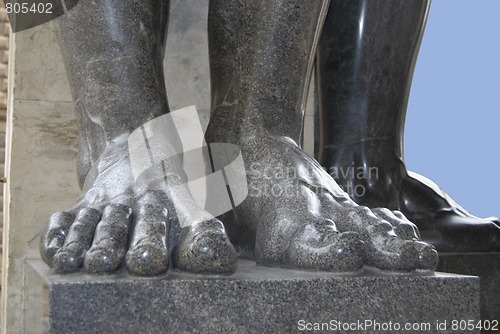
[405,0,500,217]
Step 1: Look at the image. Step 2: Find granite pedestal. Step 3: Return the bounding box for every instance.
[26,259,479,334]
[437,252,500,321]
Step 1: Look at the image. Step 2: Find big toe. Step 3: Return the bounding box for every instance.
[363,222,419,271]
[173,219,237,274]
[286,219,364,272]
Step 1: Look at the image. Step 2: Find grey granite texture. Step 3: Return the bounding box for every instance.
[39,0,238,276]
[437,252,500,321]
[206,0,437,272]
[316,0,500,253]
[26,259,479,334]
[39,0,438,276]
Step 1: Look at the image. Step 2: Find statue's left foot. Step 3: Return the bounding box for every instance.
[208,134,437,272]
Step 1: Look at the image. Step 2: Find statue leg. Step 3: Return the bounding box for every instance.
[39,0,237,275]
[206,0,437,271]
[316,0,500,252]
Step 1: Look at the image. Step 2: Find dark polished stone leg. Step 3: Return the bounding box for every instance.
[316,0,500,252]
[39,0,237,275]
[206,0,437,271]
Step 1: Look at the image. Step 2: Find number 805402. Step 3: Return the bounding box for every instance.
[5,2,53,14]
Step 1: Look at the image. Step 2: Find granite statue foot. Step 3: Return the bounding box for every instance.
[207,133,437,272]
[40,135,237,275]
[40,137,167,275]
[40,0,237,276]
[207,0,436,272]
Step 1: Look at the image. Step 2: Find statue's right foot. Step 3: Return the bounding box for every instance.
[40,0,239,276]
[40,135,237,275]
[40,136,171,275]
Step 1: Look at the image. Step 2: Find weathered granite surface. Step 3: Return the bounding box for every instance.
[26,259,479,334]
[39,0,438,278]
[437,252,500,321]
[39,0,238,276]
[206,0,437,273]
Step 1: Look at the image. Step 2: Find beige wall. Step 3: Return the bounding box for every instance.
[0,4,10,280]
[0,0,316,331]
[1,19,79,333]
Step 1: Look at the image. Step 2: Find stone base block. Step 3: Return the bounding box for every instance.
[437,252,500,321]
[26,259,480,334]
